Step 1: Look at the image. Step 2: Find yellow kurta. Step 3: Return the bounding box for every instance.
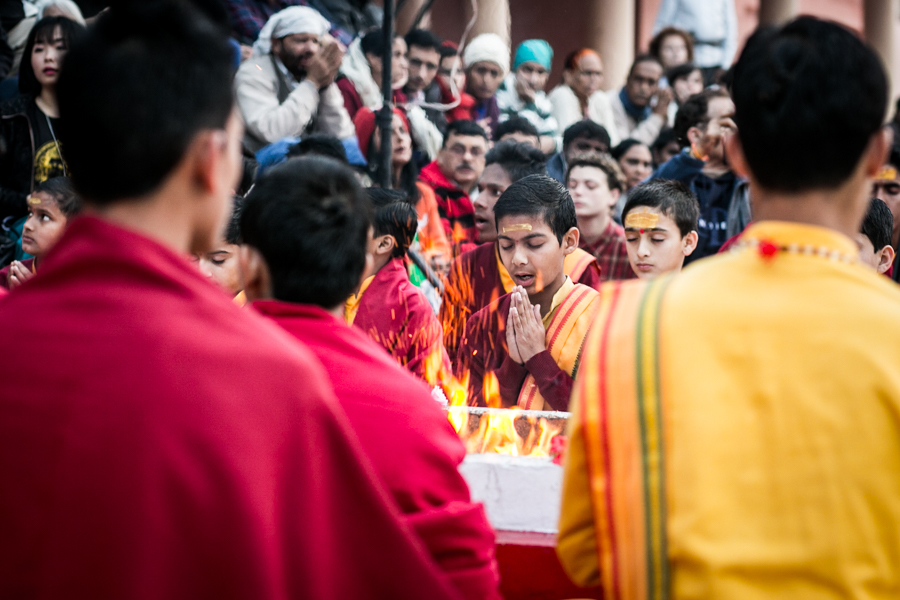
[558,221,900,599]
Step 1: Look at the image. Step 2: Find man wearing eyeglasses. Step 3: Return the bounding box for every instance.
[871,146,900,280]
[419,119,489,255]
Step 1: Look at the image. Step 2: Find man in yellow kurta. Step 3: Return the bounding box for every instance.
[558,16,900,600]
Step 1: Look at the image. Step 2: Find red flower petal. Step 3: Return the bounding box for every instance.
[758,240,779,261]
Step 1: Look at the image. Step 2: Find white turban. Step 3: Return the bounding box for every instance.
[463,33,510,77]
[252,6,332,57]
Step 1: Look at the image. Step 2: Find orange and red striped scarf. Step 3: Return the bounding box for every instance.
[577,277,672,600]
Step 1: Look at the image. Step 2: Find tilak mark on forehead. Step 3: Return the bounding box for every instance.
[502,223,533,234]
[624,210,659,230]
[877,166,898,180]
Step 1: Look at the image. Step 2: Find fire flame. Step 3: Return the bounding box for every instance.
[444,373,565,458]
[448,406,566,458]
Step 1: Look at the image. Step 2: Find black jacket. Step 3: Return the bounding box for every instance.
[0,94,38,221]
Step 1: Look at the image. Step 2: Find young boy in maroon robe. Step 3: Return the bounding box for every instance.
[238,157,501,599]
[0,5,463,599]
[441,141,602,363]
[348,188,451,386]
[457,175,601,410]
[1,177,81,290]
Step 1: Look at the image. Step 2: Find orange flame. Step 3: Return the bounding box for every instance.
[447,403,565,458]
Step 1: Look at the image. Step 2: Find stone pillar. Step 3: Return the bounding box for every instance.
[587,0,635,91]
[864,0,899,108]
[758,0,798,26]
[466,0,511,46]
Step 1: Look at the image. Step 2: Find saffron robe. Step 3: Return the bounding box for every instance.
[558,221,900,600]
[441,242,602,365]
[256,300,501,600]
[456,277,600,411]
[352,256,451,386]
[0,216,462,600]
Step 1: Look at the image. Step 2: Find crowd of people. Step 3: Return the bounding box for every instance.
[3,0,900,598]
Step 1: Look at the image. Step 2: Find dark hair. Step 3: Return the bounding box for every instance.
[442,119,489,146]
[237,150,258,197]
[18,16,85,96]
[652,127,677,152]
[225,195,244,245]
[648,27,694,64]
[565,153,625,192]
[665,62,701,86]
[628,54,663,78]
[622,180,699,237]
[241,157,371,308]
[861,197,893,251]
[287,134,348,163]
[57,2,235,205]
[890,145,900,169]
[361,124,420,205]
[361,28,401,57]
[404,28,442,53]
[611,138,649,161]
[34,176,81,217]
[494,174,576,243]
[673,88,731,146]
[731,16,887,192]
[562,120,611,152]
[494,117,540,142]
[439,41,459,59]
[485,141,547,182]
[367,188,417,257]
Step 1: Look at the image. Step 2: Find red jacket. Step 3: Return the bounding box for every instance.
[419,160,477,249]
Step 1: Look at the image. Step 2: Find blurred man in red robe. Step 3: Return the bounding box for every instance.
[0,4,463,599]
[239,157,501,599]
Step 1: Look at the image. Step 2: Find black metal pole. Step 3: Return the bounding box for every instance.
[378,0,394,189]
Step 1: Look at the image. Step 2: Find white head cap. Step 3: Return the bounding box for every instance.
[463,33,510,77]
[252,6,331,57]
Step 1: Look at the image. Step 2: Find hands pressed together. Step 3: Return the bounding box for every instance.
[7,261,33,291]
[306,35,344,89]
[505,286,547,365]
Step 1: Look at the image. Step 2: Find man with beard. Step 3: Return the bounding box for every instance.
[235,6,353,152]
[650,88,751,261]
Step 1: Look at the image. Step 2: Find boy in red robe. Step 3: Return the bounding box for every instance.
[0,5,463,599]
[1,177,81,290]
[348,188,451,386]
[441,141,602,363]
[238,157,501,599]
[457,175,601,411]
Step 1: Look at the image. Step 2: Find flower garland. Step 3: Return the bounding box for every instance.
[732,238,859,264]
